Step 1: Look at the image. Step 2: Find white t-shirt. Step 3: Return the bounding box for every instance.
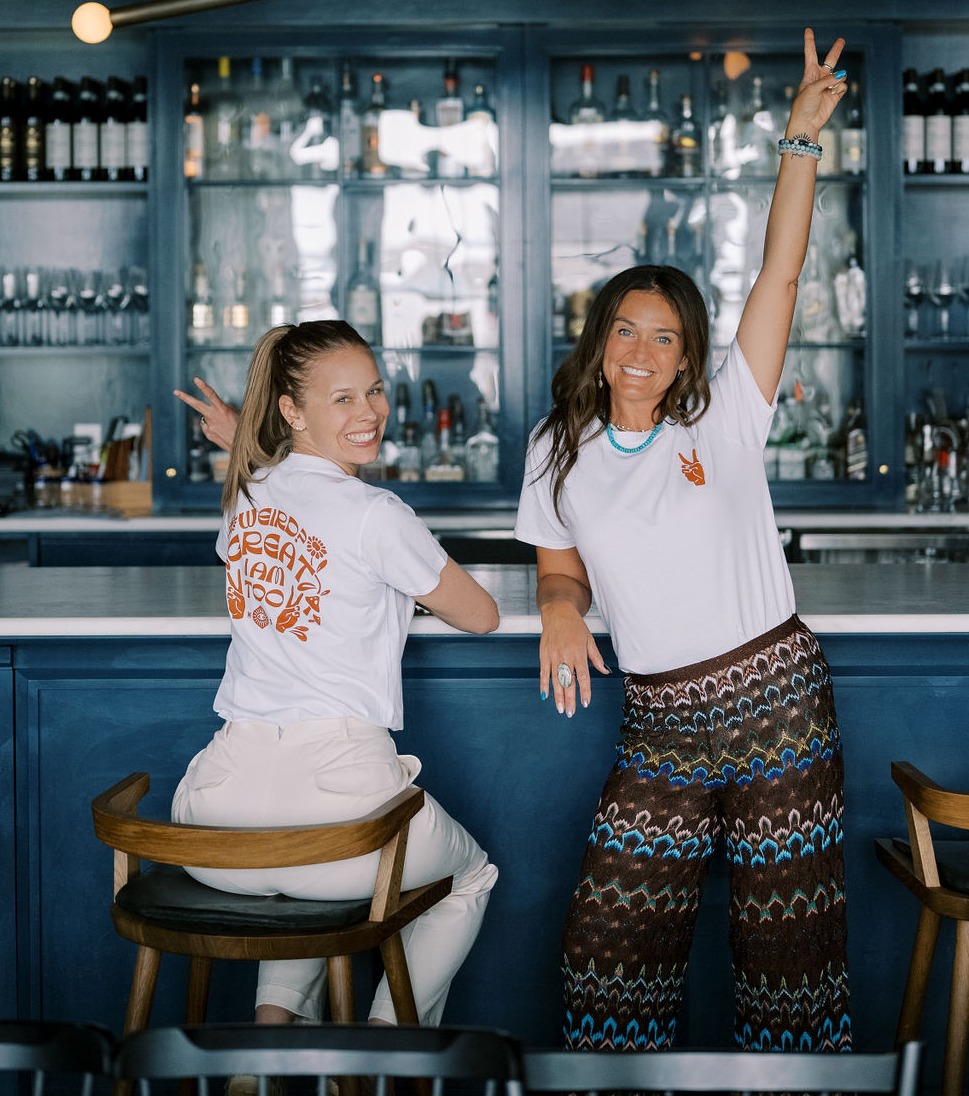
[515,338,795,674]
[214,453,447,728]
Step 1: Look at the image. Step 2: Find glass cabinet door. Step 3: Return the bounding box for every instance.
[154,33,518,510]
[541,35,889,506]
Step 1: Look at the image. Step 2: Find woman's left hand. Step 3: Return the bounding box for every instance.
[789,27,848,136]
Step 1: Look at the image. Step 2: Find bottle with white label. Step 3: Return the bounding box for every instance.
[924,68,952,175]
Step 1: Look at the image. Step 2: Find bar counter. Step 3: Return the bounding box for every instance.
[2,563,968,1083]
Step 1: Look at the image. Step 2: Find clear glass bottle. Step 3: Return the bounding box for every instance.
[183,79,205,179]
[466,83,497,176]
[839,80,866,176]
[610,74,637,177]
[338,62,361,177]
[271,57,303,179]
[419,379,440,471]
[902,68,926,175]
[361,72,388,177]
[465,399,499,482]
[206,56,242,179]
[222,268,251,346]
[425,407,465,481]
[924,68,952,175]
[242,57,273,180]
[739,74,776,177]
[44,76,73,183]
[126,75,149,182]
[670,94,701,178]
[296,75,333,180]
[397,421,422,482]
[346,238,381,345]
[435,59,465,178]
[567,64,606,178]
[707,80,737,178]
[641,68,669,177]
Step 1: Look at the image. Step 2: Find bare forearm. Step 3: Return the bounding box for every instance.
[537,573,592,619]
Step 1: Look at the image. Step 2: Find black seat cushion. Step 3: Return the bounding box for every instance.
[892,837,969,893]
[115,864,373,935]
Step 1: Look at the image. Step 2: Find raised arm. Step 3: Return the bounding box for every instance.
[737,27,847,402]
[174,376,240,452]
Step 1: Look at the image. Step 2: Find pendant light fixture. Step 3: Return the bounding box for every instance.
[72,0,259,44]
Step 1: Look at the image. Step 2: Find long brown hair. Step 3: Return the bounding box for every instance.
[221,320,373,512]
[535,265,711,517]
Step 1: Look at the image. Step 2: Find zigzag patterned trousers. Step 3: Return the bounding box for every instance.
[562,614,851,1053]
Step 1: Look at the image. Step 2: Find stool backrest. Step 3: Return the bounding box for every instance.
[892,760,969,887]
[522,1041,922,1096]
[114,1024,525,1095]
[0,1021,114,1096]
[92,771,425,870]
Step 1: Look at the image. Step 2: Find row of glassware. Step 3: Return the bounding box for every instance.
[903,257,969,340]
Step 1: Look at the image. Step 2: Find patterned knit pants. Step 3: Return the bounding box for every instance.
[562,614,851,1054]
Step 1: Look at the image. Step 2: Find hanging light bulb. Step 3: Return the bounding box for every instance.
[71,0,259,43]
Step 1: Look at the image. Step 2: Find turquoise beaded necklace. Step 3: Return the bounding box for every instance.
[606,421,664,454]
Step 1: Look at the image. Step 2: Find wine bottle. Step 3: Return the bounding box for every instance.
[183,79,205,179]
[361,72,388,178]
[641,68,669,177]
[924,68,952,175]
[902,68,926,175]
[953,68,969,175]
[187,263,214,344]
[839,80,866,176]
[127,75,149,182]
[71,76,102,182]
[205,56,241,179]
[44,77,72,183]
[0,77,19,182]
[611,74,636,121]
[21,76,45,182]
[434,59,465,178]
[100,76,128,183]
[338,62,361,177]
[670,94,700,178]
[346,238,381,344]
[610,74,637,177]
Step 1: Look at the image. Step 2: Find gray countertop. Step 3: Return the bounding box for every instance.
[2,563,969,638]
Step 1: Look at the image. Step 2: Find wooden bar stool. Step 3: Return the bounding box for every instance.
[92,772,453,1092]
[874,760,969,1096]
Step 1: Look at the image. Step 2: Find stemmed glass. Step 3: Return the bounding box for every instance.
[0,267,21,346]
[103,269,128,345]
[926,259,956,340]
[903,261,925,338]
[47,267,76,346]
[957,256,969,338]
[126,266,150,345]
[75,269,105,346]
[20,268,47,347]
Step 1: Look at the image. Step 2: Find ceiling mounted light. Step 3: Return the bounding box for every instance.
[72,0,259,44]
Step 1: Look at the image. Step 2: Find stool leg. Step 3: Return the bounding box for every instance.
[185,956,212,1024]
[115,945,162,1096]
[898,905,942,1042]
[941,920,969,1096]
[328,956,360,1096]
[379,934,418,1025]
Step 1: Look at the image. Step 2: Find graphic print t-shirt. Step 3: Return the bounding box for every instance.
[213,454,447,729]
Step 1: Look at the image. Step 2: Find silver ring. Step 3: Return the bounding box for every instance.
[821,62,834,71]
[200,416,207,426]
[557,662,573,689]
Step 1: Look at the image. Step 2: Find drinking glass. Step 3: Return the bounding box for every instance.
[20,268,47,347]
[126,266,150,345]
[903,260,925,338]
[0,267,21,346]
[927,259,956,339]
[75,269,105,345]
[47,267,76,346]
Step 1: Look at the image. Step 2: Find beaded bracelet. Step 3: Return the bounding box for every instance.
[778,136,823,160]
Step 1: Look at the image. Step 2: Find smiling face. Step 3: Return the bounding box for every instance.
[601,289,688,428]
[279,344,390,475]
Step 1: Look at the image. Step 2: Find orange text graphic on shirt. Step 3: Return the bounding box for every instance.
[223,507,330,642]
[678,448,705,486]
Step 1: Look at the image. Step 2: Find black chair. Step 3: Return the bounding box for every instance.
[114,1023,525,1096]
[522,1041,923,1096]
[0,1021,114,1096]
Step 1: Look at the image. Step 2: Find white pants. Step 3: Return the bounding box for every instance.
[171,717,498,1025]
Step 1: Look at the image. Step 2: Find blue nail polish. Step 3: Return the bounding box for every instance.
[834,69,847,80]
[540,690,547,701]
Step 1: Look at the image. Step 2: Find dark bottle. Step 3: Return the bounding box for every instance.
[100,76,128,182]
[299,75,333,179]
[394,381,411,440]
[44,76,73,181]
[126,75,148,181]
[72,76,102,181]
[902,68,925,175]
[0,77,20,182]
[670,94,701,177]
[839,80,866,175]
[924,68,952,175]
[22,76,45,182]
[951,68,969,174]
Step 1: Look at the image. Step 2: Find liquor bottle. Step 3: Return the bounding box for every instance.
[611,74,636,121]
[269,57,303,179]
[707,80,738,178]
[465,399,499,482]
[641,69,669,177]
[205,56,242,179]
[393,381,411,440]
[670,94,700,177]
[434,59,465,178]
[71,76,102,182]
[0,77,19,182]
[346,238,381,344]
[44,77,73,183]
[127,75,149,182]
[902,68,926,175]
[467,83,495,122]
[183,80,205,179]
[397,421,422,482]
[739,74,776,177]
[242,58,272,179]
[99,76,128,182]
[466,83,497,176]
[839,80,866,175]
[447,393,467,474]
[924,68,952,175]
[419,380,440,471]
[609,74,637,177]
[188,263,216,345]
[223,268,251,346]
[297,75,333,179]
[568,64,606,124]
[338,63,361,177]
[361,73,388,177]
[844,402,868,481]
[22,76,45,182]
[425,408,465,481]
[552,286,568,342]
[265,265,293,327]
[954,68,969,174]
